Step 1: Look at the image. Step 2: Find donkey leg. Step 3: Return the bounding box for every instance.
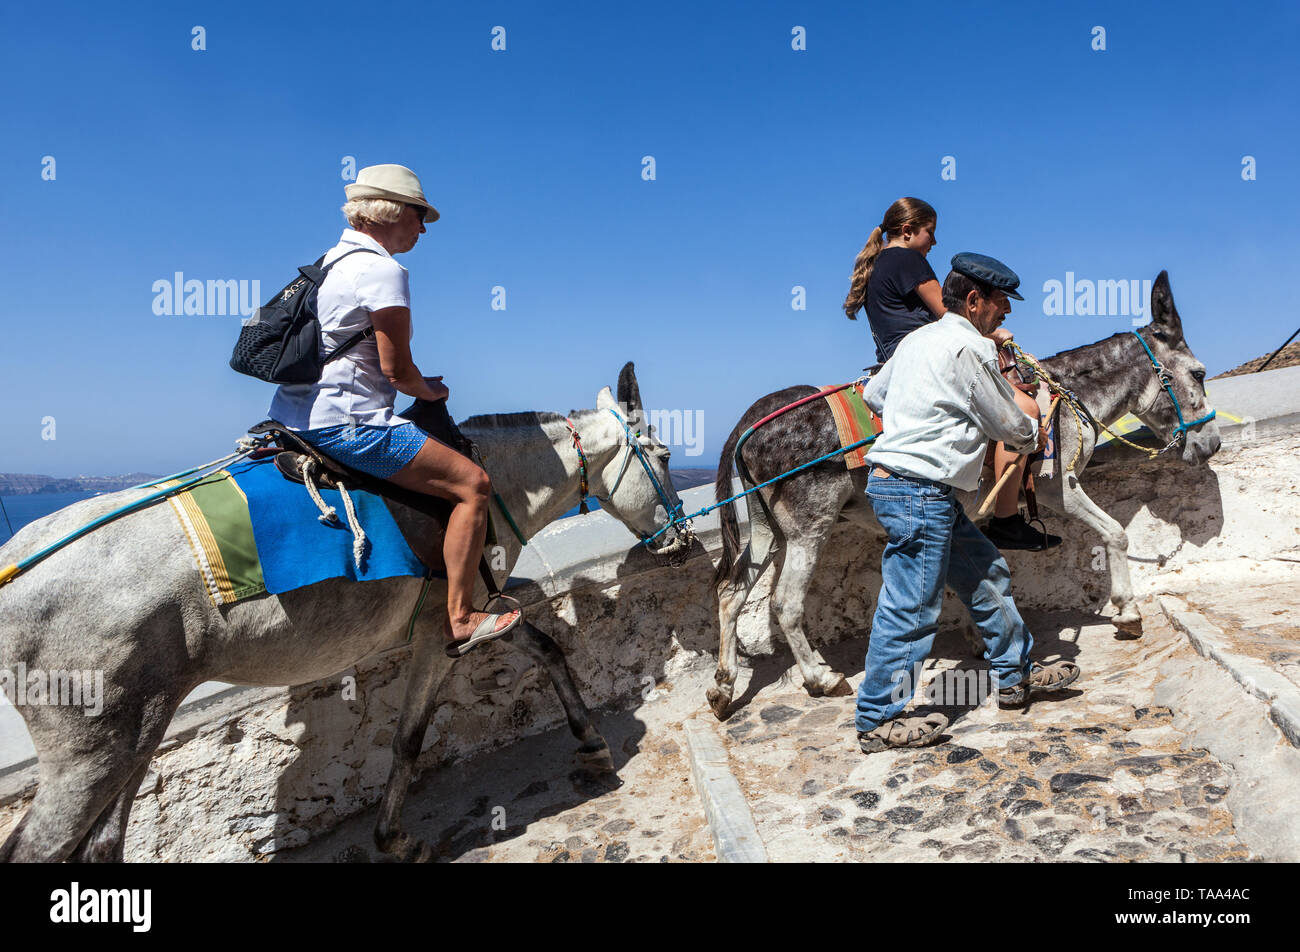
[505,621,614,773]
[1059,475,1141,634]
[0,739,146,863]
[771,527,851,698]
[711,574,750,719]
[68,690,184,863]
[709,521,776,719]
[1,686,179,863]
[373,632,453,862]
[71,761,151,863]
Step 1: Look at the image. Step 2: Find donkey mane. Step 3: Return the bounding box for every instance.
[1039,331,1147,396]
[460,410,568,429]
[1042,330,1133,365]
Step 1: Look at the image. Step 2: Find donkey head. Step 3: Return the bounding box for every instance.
[588,362,693,558]
[1131,272,1221,464]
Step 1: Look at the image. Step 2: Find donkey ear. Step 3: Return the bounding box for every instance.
[616,361,643,414]
[1150,270,1182,335]
[596,385,616,410]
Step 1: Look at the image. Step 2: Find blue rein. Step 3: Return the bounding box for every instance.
[606,409,689,546]
[1130,330,1216,443]
[611,408,880,548]
[612,330,1211,550]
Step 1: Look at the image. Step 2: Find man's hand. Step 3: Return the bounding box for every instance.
[423,376,450,402]
[989,327,1014,347]
[1036,422,1049,453]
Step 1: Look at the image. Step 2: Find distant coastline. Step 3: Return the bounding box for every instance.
[0,473,161,496]
[0,467,716,498]
[669,468,715,491]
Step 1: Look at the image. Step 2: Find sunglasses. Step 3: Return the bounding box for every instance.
[406,203,426,222]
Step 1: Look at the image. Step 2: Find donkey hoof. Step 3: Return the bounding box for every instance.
[823,676,853,697]
[808,670,851,698]
[576,741,616,774]
[381,834,436,863]
[706,685,733,720]
[1113,615,1143,639]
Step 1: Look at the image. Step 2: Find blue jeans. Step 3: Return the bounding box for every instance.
[854,470,1033,732]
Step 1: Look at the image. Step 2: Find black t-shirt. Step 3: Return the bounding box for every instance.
[863,247,939,364]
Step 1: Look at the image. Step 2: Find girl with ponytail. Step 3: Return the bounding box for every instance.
[844,198,1059,551]
[843,197,944,367]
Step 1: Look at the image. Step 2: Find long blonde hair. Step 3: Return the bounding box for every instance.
[843,197,937,319]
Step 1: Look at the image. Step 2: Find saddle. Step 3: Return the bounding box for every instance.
[245,402,500,593]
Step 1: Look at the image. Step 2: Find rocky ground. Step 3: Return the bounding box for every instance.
[717,609,1249,862]
[278,682,717,863]
[280,597,1288,863]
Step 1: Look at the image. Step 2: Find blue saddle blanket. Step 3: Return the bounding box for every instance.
[227,457,428,595]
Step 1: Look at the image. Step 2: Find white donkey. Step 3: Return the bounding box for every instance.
[0,363,689,861]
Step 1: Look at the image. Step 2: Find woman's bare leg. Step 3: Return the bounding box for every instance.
[386,437,516,641]
[993,388,1040,518]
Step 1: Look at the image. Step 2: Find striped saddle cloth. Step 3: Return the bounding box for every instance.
[820,381,883,469]
[161,457,428,607]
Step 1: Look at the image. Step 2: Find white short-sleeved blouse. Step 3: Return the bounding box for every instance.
[268,229,414,429]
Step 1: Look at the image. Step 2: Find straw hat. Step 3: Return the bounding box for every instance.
[344,164,439,223]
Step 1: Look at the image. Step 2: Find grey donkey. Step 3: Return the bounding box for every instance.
[707,272,1220,718]
[0,362,690,861]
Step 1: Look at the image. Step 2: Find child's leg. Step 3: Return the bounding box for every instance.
[993,388,1040,518]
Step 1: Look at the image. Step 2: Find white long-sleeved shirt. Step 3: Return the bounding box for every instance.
[863,312,1038,491]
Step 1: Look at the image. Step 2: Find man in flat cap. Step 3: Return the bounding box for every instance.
[854,252,1081,753]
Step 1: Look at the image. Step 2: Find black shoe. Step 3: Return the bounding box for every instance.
[982,514,1061,551]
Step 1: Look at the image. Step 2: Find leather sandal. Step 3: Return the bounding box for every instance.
[998,660,1081,708]
[445,595,523,659]
[1029,659,1080,692]
[858,712,949,753]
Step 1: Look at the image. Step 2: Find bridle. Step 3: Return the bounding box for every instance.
[563,417,591,514]
[1130,330,1216,453]
[553,409,691,556]
[603,407,692,551]
[491,410,691,559]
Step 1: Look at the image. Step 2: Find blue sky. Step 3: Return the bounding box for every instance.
[2,0,1297,476]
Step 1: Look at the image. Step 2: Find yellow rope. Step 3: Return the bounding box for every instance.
[1006,342,1159,468]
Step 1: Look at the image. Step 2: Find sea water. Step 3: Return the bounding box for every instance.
[0,491,99,546]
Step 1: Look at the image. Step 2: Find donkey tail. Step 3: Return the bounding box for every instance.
[712,420,748,588]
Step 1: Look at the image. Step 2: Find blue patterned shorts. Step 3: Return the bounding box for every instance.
[294,422,429,479]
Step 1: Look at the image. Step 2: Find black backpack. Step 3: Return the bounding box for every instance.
[229,248,380,384]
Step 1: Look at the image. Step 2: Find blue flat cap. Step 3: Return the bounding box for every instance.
[950,252,1023,300]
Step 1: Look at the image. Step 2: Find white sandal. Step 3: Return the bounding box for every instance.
[444,595,522,659]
